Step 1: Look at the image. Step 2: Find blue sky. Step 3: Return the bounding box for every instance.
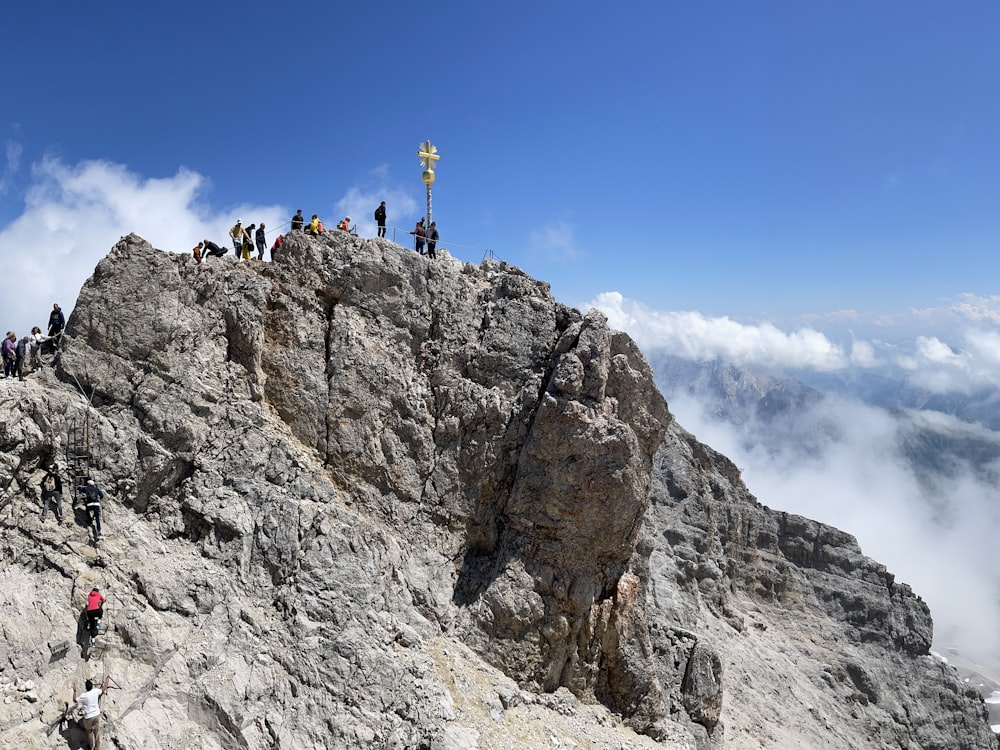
[2,1,1000,368]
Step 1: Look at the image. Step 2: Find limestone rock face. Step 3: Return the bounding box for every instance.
[0,232,995,749]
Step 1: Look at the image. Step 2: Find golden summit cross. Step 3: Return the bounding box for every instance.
[417,140,439,170]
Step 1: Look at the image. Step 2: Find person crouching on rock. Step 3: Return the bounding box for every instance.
[202,239,228,259]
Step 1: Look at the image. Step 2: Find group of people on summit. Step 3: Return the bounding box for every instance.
[191,203,441,265]
[2,303,65,382]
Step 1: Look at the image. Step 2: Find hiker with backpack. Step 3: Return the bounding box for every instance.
[40,464,64,523]
[78,479,105,540]
[374,201,387,238]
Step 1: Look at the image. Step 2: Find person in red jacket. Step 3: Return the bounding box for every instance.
[86,587,105,647]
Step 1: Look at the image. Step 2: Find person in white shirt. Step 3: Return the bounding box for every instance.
[72,676,109,749]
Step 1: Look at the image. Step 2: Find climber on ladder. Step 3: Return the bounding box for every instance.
[86,587,105,649]
[77,478,104,542]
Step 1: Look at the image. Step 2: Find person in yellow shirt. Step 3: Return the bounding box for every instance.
[229,220,245,258]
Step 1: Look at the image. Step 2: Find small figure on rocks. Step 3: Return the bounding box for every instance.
[203,239,228,259]
[78,479,104,540]
[2,332,16,378]
[29,326,48,370]
[270,234,283,259]
[374,201,387,238]
[86,587,105,647]
[255,223,267,259]
[291,209,304,233]
[48,303,66,338]
[15,336,28,381]
[242,224,256,260]
[229,220,246,258]
[410,218,426,254]
[193,242,203,264]
[337,216,351,232]
[426,221,439,259]
[307,214,324,236]
[40,463,64,523]
[73,676,109,750]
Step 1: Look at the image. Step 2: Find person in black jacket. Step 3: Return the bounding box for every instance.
[426,221,439,259]
[202,239,228,259]
[374,201,387,238]
[255,224,267,259]
[291,210,304,233]
[78,479,105,539]
[48,304,65,338]
[40,464,63,523]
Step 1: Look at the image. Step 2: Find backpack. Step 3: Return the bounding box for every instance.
[43,474,57,492]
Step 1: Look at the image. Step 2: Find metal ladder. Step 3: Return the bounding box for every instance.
[65,414,92,512]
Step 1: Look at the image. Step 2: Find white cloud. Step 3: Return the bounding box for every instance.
[595,291,1000,395]
[850,339,880,367]
[0,140,22,193]
[333,185,419,243]
[528,221,581,262]
[0,156,286,338]
[669,391,1000,675]
[591,291,849,371]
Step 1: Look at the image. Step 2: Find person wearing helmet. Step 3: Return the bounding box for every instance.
[78,478,105,539]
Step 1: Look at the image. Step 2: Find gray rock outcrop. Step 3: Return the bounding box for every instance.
[0,232,995,749]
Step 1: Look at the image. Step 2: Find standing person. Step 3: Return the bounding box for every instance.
[426,221,439,259]
[78,479,105,539]
[410,219,426,254]
[255,224,267,259]
[242,224,256,260]
[202,239,228,259]
[40,463,64,523]
[15,336,28,381]
[29,327,48,370]
[192,242,203,264]
[374,201,387,238]
[2,332,16,378]
[291,209,304,233]
[73,676,110,750]
[229,220,245,258]
[48,303,66,338]
[86,587,106,647]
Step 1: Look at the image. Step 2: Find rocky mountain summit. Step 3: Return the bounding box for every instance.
[0,232,996,749]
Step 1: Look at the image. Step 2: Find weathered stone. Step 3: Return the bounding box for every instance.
[0,232,994,749]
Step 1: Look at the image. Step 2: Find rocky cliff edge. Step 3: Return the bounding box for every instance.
[0,232,995,750]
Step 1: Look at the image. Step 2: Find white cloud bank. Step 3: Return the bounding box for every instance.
[590,290,1000,395]
[669,392,1000,676]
